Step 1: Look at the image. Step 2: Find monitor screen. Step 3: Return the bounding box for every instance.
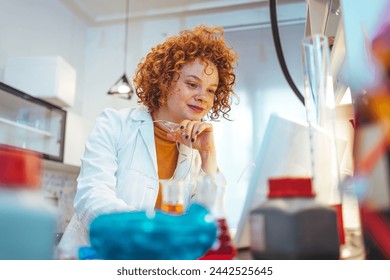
[234,113,347,248]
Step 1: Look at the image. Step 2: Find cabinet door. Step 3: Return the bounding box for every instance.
[0,82,66,161]
[63,111,93,167]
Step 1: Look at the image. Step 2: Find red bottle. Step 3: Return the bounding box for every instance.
[199,218,236,260]
[195,175,237,260]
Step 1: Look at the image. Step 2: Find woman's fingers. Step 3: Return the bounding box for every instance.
[166,120,214,151]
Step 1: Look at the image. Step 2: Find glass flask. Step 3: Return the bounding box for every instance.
[302,34,347,248]
[195,174,237,260]
[160,179,191,215]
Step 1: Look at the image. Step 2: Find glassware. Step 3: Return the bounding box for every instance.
[154,120,181,132]
[88,201,217,260]
[131,119,194,182]
[302,35,331,128]
[195,174,237,260]
[160,179,185,214]
[302,35,341,199]
[131,119,195,215]
[302,35,347,249]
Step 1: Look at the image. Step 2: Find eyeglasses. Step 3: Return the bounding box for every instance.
[129,119,194,183]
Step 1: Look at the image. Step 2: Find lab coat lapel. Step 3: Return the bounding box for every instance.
[132,107,158,173]
[173,144,193,180]
[138,122,157,172]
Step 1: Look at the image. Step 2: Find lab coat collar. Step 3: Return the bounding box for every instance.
[130,106,157,173]
[131,105,152,122]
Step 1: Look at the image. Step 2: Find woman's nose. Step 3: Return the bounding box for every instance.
[195,88,207,101]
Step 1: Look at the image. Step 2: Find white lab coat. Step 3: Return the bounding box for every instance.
[58,106,225,257]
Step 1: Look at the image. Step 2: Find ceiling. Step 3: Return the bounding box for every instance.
[59,0,305,26]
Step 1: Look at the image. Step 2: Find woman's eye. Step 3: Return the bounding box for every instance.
[208,89,216,94]
[187,82,197,88]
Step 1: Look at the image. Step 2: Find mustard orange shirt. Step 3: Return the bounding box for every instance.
[153,123,179,209]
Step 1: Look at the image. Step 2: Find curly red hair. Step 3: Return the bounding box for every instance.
[134,24,238,120]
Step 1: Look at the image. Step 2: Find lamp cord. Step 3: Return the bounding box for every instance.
[124,0,130,74]
[269,0,305,106]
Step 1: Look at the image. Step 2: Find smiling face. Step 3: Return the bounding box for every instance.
[153,58,219,123]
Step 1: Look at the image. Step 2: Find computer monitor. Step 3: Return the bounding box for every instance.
[234,113,346,248]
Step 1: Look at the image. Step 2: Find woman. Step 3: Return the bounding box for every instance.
[58,24,238,257]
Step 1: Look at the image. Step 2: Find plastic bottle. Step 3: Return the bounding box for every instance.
[0,145,56,259]
[249,177,340,259]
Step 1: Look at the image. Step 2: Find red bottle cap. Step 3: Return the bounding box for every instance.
[267,177,315,198]
[0,145,42,189]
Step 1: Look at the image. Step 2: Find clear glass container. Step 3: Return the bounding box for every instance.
[160,179,186,214]
[195,174,237,260]
[302,35,364,259]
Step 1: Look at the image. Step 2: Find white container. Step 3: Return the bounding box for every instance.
[4,56,76,108]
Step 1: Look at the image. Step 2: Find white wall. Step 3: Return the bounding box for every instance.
[218,24,307,232]
[80,19,183,120]
[0,0,87,114]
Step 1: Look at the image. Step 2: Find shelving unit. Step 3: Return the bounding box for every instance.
[0,116,52,138]
[0,82,66,162]
[0,81,94,167]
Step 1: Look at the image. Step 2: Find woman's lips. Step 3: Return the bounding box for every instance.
[188,105,204,113]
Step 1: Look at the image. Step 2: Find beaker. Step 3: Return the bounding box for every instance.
[160,179,193,215]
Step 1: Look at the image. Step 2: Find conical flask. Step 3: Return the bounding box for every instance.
[194,174,236,260]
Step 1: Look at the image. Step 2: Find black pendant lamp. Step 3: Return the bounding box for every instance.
[107,0,134,99]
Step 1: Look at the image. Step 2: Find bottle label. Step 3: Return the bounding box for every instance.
[249,214,266,252]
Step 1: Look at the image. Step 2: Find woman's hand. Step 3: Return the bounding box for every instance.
[167,120,215,152]
[166,120,218,173]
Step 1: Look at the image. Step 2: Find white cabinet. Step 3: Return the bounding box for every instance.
[4,56,76,108]
[63,111,93,167]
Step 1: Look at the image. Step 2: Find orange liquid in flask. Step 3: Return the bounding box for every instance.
[161,203,184,214]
